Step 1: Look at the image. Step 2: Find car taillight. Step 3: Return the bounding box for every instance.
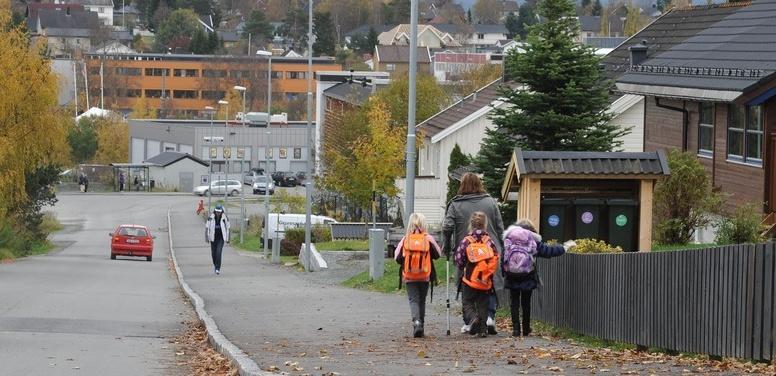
[113,237,120,242]
[145,238,152,244]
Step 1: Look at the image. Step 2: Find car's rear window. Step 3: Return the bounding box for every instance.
[119,227,149,237]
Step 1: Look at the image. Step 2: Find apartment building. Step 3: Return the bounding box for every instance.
[84,53,341,117]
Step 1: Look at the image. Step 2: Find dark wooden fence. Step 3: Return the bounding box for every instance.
[532,243,776,360]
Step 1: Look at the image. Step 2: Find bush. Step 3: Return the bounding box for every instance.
[312,224,332,243]
[568,239,622,254]
[654,150,724,245]
[247,214,263,236]
[715,203,766,245]
[281,227,305,256]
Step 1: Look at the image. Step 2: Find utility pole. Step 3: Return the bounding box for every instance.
[234,85,247,244]
[205,106,215,212]
[403,0,418,226]
[304,0,313,272]
[72,59,78,117]
[264,130,271,258]
[218,100,229,207]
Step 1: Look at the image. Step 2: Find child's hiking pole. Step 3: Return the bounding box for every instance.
[446,253,451,336]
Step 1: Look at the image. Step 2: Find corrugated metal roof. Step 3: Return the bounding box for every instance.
[516,150,669,176]
[375,45,431,63]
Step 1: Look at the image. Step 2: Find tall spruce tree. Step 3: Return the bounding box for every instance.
[446,144,469,203]
[313,11,337,56]
[476,0,625,217]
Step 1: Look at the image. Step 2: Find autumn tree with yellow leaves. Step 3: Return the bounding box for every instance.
[0,7,72,256]
[323,98,404,209]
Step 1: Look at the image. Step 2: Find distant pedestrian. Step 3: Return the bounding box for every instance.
[502,219,574,337]
[443,173,505,335]
[394,213,441,338]
[119,172,125,191]
[78,174,85,192]
[455,212,499,337]
[83,175,89,192]
[205,204,230,275]
[134,176,139,191]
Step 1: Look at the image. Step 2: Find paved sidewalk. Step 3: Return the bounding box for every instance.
[170,205,729,376]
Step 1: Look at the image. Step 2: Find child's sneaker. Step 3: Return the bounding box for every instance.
[460,324,471,334]
[479,331,488,338]
[413,320,423,338]
[486,317,497,335]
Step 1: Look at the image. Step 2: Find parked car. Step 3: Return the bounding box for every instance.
[271,171,284,184]
[193,180,242,196]
[110,225,155,261]
[295,171,306,186]
[265,213,337,240]
[252,176,275,195]
[243,168,265,185]
[274,172,298,187]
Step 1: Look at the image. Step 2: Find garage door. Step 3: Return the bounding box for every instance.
[289,161,307,174]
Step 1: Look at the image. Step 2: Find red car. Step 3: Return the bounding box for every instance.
[110,225,155,261]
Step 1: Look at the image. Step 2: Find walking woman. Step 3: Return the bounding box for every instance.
[443,173,505,334]
[205,204,230,275]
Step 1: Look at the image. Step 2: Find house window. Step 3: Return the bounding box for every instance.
[144,68,168,76]
[116,67,141,76]
[287,71,306,79]
[117,88,141,97]
[145,89,170,98]
[698,102,714,155]
[385,64,396,71]
[230,70,251,79]
[202,69,227,78]
[271,71,282,79]
[728,104,763,164]
[173,90,197,99]
[477,33,485,39]
[173,69,199,77]
[201,90,225,100]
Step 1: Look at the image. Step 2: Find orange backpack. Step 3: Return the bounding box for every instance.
[402,232,432,282]
[462,235,498,291]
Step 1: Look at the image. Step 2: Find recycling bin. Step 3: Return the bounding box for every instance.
[540,198,569,242]
[607,199,638,252]
[574,198,603,240]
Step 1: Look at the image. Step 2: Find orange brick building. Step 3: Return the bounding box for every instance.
[84,53,342,118]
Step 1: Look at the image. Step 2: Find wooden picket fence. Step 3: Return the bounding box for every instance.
[532,243,776,360]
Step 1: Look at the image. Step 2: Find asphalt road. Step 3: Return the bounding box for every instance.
[0,193,196,376]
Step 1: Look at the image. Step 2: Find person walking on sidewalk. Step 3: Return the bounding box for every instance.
[502,219,573,337]
[205,204,230,275]
[455,212,499,338]
[443,173,505,335]
[394,213,441,338]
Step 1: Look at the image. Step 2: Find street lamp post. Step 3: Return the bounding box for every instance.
[257,50,273,258]
[404,0,419,225]
[204,106,215,212]
[218,100,229,209]
[234,85,247,244]
[304,0,313,272]
[264,130,271,258]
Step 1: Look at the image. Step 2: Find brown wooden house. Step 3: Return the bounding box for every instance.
[616,0,776,214]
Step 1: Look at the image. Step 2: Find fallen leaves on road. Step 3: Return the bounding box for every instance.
[172,320,237,376]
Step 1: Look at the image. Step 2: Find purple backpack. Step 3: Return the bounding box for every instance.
[502,226,537,279]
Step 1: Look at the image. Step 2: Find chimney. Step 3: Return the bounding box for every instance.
[629,40,648,67]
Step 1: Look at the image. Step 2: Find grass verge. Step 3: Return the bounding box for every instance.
[315,240,369,251]
[342,258,452,293]
[232,231,262,252]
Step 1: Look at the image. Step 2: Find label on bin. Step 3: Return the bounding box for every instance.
[547,215,560,227]
[616,214,628,227]
[581,211,594,224]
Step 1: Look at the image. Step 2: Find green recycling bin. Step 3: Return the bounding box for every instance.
[574,198,603,240]
[540,198,569,242]
[607,199,638,252]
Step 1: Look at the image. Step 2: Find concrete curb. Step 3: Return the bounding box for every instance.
[166,208,269,376]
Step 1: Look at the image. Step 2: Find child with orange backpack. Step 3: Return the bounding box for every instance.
[455,211,499,337]
[395,213,441,338]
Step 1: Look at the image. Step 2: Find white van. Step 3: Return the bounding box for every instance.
[265,213,337,239]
